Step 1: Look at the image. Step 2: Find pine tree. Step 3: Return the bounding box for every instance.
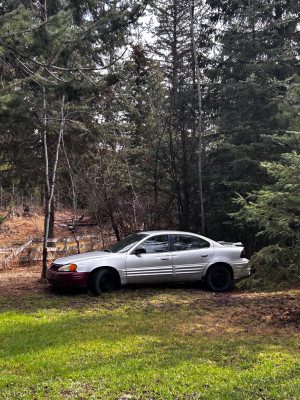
[232,130,300,287]
[204,0,300,240]
[151,0,214,232]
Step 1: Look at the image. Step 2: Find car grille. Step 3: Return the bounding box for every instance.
[49,263,61,271]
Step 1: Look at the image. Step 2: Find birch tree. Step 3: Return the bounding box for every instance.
[42,92,66,277]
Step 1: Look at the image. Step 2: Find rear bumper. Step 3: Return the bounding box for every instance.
[233,261,251,280]
[46,269,90,288]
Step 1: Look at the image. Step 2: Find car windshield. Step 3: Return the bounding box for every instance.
[106,233,148,253]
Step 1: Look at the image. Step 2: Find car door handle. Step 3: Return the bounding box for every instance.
[160,257,170,260]
[201,254,208,257]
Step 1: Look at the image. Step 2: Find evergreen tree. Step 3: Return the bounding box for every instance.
[151,0,214,232]
[232,75,300,285]
[232,131,300,287]
[121,45,170,229]
[204,0,300,241]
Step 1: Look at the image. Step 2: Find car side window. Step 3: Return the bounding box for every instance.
[173,234,210,251]
[137,235,169,253]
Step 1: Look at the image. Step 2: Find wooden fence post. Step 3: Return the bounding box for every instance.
[63,238,67,253]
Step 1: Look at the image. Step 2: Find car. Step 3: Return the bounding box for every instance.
[46,230,250,294]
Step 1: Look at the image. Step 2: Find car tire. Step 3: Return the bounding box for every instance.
[205,265,232,292]
[89,269,117,296]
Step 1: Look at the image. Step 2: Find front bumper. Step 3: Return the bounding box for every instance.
[46,269,90,288]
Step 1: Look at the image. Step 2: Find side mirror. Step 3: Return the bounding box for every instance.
[134,248,146,256]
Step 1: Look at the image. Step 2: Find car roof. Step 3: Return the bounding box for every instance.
[137,230,221,246]
[139,230,209,238]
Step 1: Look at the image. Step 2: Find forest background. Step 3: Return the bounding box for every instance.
[0,0,299,287]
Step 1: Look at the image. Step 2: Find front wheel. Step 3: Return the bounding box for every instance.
[89,269,118,296]
[205,265,232,292]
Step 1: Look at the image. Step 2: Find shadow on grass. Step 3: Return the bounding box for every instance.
[0,280,211,314]
[49,280,208,296]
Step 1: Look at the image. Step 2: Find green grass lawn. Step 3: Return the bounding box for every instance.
[0,284,299,400]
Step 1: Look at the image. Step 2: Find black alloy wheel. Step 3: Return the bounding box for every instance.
[206,265,232,292]
[90,269,117,295]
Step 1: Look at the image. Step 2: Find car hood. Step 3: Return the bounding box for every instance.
[52,251,114,265]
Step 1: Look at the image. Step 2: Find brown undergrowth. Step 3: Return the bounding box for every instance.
[0,208,98,246]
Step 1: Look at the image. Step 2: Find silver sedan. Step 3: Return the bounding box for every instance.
[46,230,250,294]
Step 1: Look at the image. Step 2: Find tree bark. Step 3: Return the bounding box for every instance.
[49,196,55,239]
[41,93,66,278]
[189,0,205,235]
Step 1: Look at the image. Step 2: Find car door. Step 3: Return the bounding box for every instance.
[171,234,215,281]
[125,234,173,283]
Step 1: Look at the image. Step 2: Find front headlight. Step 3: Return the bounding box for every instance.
[58,264,77,272]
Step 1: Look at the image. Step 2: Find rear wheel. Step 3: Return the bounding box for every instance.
[206,265,232,292]
[89,269,117,296]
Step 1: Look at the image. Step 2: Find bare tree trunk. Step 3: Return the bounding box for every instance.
[49,196,55,239]
[62,137,80,253]
[189,0,205,235]
[41,93,66,278]
[123,141,140,230]
[42,87,50,278]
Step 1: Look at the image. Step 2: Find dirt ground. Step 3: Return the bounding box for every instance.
[0,264,46,295]
[0,207,96,246]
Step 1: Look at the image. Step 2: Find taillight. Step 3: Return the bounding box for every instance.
[240,248,247,258]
